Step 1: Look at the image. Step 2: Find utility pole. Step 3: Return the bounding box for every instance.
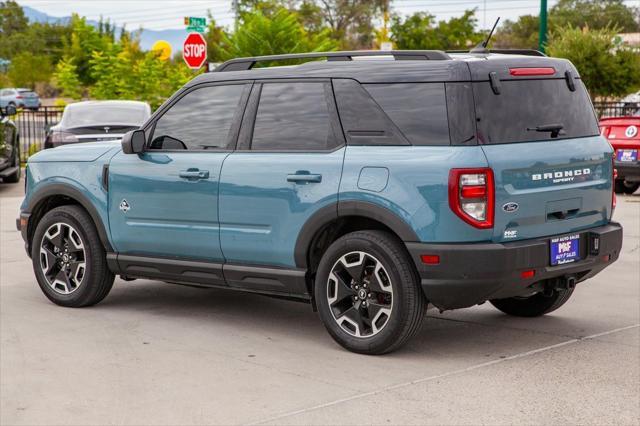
[232,0,239,32]
[539,0,548,53]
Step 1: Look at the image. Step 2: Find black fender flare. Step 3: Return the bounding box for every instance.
[25,183,113,252]
[294,200,419,268]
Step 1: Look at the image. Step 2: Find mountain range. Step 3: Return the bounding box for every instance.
[22,5,190,53]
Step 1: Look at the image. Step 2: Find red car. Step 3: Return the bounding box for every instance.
[600,116,640,194]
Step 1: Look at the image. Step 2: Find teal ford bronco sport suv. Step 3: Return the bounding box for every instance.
[18,50,623,354]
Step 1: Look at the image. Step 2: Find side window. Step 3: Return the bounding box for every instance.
[150,84,246,150]
[332,79,409,146]
[363,83,450,146]
[251,82,338,151]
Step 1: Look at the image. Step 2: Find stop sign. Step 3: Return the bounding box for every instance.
[183,32,207,69]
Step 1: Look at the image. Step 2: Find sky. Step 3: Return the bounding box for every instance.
[14,0,638,32]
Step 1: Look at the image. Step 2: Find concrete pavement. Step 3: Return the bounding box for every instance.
[1,178,638,425]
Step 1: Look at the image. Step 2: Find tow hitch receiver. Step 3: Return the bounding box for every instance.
[544,276,577,295]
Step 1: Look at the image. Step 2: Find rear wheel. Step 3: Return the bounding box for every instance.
[314,230,425,354]
[31,205,114,307]
[614,179,625,194]
[490,288,574,317]
[622,181,639,195]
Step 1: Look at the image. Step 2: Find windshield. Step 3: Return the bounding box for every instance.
[473,79,599,144]
[63,104,149,128]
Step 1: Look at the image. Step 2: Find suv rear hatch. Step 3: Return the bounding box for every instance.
[468,56,613,243]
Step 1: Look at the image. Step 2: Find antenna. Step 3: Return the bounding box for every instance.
[470,17,500,53]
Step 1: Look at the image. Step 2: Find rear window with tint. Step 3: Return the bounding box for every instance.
[364,83,450,146]
[473,79,599,144]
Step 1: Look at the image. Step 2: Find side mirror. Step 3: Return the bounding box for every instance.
[121,129,145,154]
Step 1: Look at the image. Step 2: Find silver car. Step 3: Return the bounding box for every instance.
[0,88,41,111]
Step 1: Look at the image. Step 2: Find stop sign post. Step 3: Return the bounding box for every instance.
[183,33,207,70]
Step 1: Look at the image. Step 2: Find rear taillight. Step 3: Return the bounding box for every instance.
[15,95,23,99]
[509,67,555,76]
[50,131,79,145]
[449,168,494,229]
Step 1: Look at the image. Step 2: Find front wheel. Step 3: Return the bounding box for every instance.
[490,288,574,317]
[315,230,425,355]
[31,205,114,307]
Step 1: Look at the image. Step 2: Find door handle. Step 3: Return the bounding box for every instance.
[287,172,322,183]
[179,169,210,180]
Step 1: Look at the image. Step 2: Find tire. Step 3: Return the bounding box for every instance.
[622,181,639,195]
[31,205,114,307]
[614,179,625,194]
[490,288,574,317]
[314,230,425,355]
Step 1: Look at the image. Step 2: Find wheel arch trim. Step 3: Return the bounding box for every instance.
[294,200,419,268]
[25,183,113,252]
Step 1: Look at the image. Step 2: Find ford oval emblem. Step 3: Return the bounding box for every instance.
[502,202,519,213]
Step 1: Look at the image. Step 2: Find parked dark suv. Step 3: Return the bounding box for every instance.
[0,104,20,183]
[18,50,622,354]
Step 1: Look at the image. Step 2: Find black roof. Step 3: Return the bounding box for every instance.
[186,51,578,87]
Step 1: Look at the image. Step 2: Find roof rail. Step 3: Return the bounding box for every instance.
[215,50,451,72]
[447,49,546,57]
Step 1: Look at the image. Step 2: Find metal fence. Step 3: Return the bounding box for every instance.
[593,101,639,118]
[12,106,64,162]
[7,101,639,162]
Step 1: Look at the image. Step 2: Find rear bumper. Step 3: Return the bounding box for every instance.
[406,223,623,311]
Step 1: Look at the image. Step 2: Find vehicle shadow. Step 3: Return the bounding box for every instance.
[97,278,610,360]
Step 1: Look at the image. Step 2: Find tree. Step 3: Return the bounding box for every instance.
[495,0,639,49]
[0,0,27,36]
[7,52,51,88]
[547,26,640,99]
[205,14,228,64]
[62,15,114,86]
[311,0,384,49]
[552,0,639,32]
[493,15,540,49]
[53,58,82,99]
[391,10,483,50]
[220,7,337,63]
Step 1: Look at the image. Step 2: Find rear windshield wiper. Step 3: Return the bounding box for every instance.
[526,123,565,138]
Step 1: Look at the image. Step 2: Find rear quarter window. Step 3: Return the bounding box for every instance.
[363,83,450,146]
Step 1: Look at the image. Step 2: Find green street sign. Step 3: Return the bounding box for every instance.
[184,16,206,33]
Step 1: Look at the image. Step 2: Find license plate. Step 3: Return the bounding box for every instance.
[616,149,638,162]
[550,234,580,266]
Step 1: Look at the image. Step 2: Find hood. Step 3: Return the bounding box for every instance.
[29,141,121,163]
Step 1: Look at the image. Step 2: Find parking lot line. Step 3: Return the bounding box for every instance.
[250,323,640,425]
